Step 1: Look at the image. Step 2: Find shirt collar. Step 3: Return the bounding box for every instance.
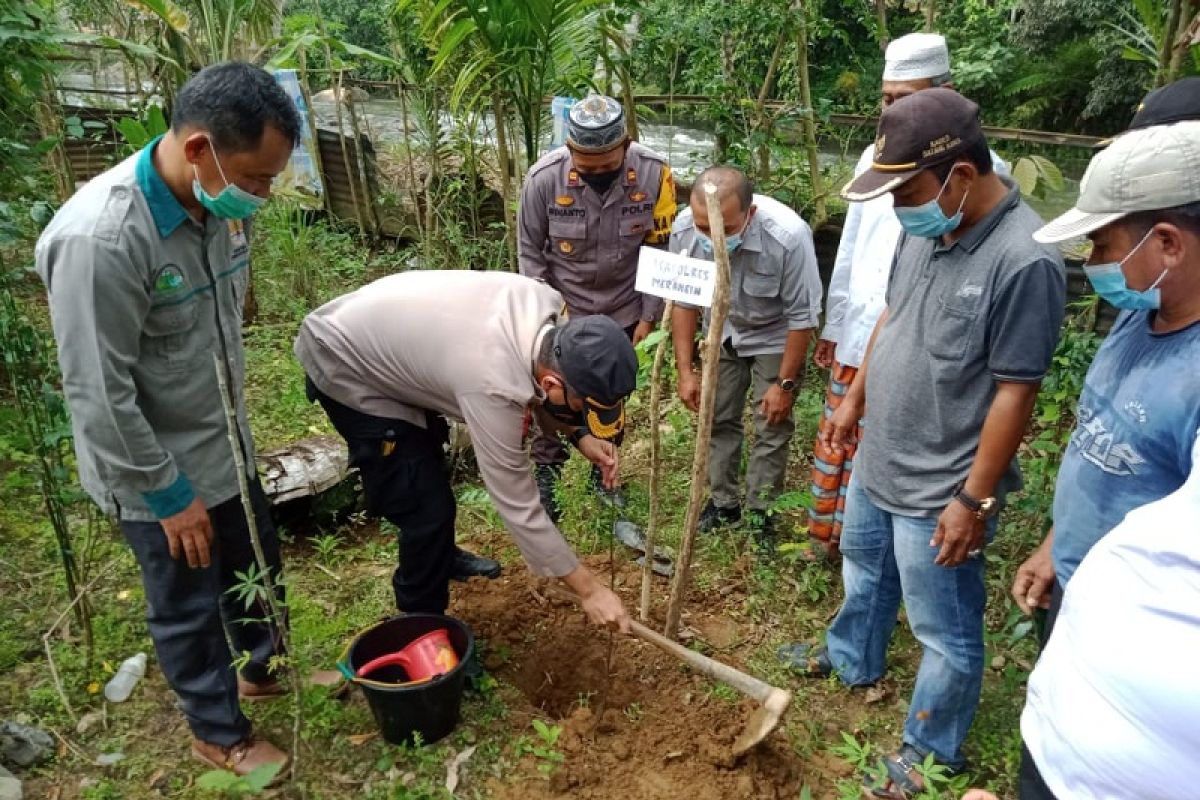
[935,176,1021,255]
[738,207,765,254]
[135,135,189,238]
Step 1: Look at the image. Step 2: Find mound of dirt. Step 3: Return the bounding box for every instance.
[450,557,809,799]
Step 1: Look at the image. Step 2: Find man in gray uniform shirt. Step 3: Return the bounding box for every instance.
[35,63,302,779]
[518,94,677,518]
[296,270,634,633]
[670,166,822,551]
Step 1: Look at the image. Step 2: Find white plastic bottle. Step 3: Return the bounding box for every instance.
[104,652,147,703]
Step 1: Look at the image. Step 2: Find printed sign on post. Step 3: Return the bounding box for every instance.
[635,246,716,307]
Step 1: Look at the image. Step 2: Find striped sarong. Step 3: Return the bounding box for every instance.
[808,361,862,550]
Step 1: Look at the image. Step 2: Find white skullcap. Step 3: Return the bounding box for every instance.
[882,33,951,81]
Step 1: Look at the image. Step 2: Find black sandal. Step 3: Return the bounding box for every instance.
[861,744,935,799]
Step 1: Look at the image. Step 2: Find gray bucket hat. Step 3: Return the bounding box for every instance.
[566,95,626,154]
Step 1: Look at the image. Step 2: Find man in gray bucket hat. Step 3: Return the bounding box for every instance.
[518,94,678,521]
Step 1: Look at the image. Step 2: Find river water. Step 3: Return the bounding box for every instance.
[314,98,1085,222]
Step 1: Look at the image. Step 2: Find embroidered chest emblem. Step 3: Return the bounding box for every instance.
[628,190,647,202]
[559,240,574,254]
[154,265,185,294]
[555,195,575,207]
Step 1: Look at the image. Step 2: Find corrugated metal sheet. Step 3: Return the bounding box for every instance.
[316,127,381,233]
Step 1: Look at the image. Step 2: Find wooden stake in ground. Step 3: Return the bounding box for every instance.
[663,183,733,640]
[640,299,674,623]
[214,356,303,780]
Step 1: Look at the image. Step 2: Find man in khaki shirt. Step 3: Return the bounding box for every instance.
[518,94,677,518]
[295,270,635,631]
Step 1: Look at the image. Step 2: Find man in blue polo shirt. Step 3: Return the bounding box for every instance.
[36,63,299,778]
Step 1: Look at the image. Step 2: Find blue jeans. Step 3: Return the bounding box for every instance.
[825,476,995,768]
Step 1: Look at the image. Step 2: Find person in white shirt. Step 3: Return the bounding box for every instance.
[808,33,1005,556]
[962,428,1200,800]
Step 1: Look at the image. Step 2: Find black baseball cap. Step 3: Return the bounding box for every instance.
[555,316,638,440]
[1130,77,1200,129]
[841,87,984,202]
[1094,77,1200,148]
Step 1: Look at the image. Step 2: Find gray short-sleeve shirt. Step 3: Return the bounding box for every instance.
[856,180,1066,516]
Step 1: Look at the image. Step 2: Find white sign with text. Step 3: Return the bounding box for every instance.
[635,246,715,307]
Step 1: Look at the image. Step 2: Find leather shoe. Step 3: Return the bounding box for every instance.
[451,548,501,581]
[776,642,834,677]
[698,500,741,533]
[191,736,289,783]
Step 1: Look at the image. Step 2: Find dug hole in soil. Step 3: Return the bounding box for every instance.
[450,555,807,799]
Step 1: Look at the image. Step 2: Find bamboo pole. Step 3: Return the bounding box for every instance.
[663,184,732,640]
[640,300,674,623]
[794,1,827,230]
[345,89,381,234]
[213,355,302,780]
[332,69,369,236]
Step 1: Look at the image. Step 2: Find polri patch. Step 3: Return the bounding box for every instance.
[628,190,647,202]
[555,195,575,207]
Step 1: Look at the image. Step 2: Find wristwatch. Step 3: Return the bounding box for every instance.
[773,376,798,393]
[952,481,999,520]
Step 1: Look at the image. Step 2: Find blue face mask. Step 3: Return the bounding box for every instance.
[1084,230,1167,310]
[192,137,267,220]
[696,210,751,256]
[893,168,969,239]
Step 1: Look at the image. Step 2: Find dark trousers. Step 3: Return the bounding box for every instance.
[119,479,283,747]
[307,378,456,613]
[531,320,637,467]
[1019,743,1059,800]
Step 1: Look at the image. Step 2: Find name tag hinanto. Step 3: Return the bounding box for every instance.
[635,246,715,307]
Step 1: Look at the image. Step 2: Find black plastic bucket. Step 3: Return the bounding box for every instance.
[343,613,475,746]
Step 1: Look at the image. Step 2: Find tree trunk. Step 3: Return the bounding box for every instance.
[794,1,827,229]
[753,32,787,181]
[924,0,936,32]
[1159,0,1185,86]
[876,0,889,50]
[492,90,517,270]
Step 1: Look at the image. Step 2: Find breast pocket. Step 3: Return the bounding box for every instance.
[143,297,205,371]
[740,267,782,324]
[927,297,979,361]
[548,219,587,262]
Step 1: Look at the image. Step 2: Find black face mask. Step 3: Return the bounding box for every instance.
[580,169,621,194]
[543,395,582,426]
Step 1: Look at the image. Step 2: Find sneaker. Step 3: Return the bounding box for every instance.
[698,499,741,533]
[451,548,502,581]
[534,464,563,522]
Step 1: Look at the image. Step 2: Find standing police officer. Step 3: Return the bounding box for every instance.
[517,95,677,518]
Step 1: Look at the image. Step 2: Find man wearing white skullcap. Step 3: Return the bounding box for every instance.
[805,32,1005,556]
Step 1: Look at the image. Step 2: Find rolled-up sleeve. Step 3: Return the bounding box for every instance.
[458,393,579,577]
[37,235,192,517]
[779,226,822,330]
[987,256,1067,383]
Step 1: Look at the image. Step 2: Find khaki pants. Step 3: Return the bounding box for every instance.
[709,341,794,512]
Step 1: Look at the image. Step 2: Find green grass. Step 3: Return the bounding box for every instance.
[0,211,1092,798]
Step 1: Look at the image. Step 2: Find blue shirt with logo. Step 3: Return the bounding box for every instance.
[1052,310,1200,586]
